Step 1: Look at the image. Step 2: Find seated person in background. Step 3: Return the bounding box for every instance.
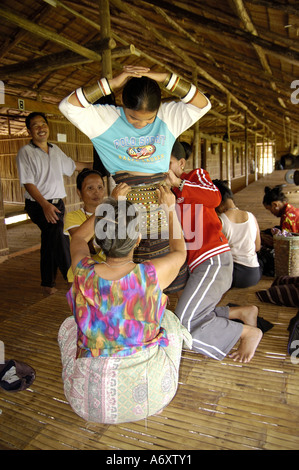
[64,169,106,282]
[164,140,262,363]
[262,185,299,245]
[259,185,299,276]
[213,179,262,288]
[58,186,192,424]
[64,168,131,281]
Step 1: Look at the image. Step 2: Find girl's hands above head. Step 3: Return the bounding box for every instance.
[143,70,169,84]
[109,66,169,89]
[122,65,151,76]
[109,66,150,90]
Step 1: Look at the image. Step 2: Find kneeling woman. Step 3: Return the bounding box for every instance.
[58,186,191,424]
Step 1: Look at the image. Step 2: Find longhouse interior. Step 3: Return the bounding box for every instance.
[0,0,299,451]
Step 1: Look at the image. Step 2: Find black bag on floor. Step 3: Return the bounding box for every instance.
[287,311,299,356]
[0,359,35,392]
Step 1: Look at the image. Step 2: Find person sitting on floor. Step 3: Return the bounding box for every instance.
[64,168,131,282]
[58,186,192,424]
[259,185,299,276]
[262,185,299,245]
[213,179,262,288]
[64,169,106,282]
[164,139,263,363]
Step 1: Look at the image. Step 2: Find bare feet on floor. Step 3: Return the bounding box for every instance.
[42,286,58,295]
[229,305,258,327]
[229,324,263,363]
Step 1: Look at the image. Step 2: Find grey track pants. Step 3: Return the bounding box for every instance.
[175,251,243,360]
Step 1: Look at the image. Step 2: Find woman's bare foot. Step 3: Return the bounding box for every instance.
[229,305,258,327]
[42,286,58,295]
[229,325,262,363]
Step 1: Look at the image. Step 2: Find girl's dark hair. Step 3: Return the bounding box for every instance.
[180,141,192,160]
[212,179,234,202]
[25,112,48,129]
[76,168,104,191]
[263,185,287,205]
[171,139,186,160]
[122,77,161,111]
[172,139,193,161]
[94,197,139,258]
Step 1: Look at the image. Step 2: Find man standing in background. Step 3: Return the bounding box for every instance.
[16,112,91,295]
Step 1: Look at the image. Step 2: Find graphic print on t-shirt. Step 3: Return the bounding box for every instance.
[126,144,156,160]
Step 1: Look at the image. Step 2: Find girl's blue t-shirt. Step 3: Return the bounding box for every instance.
[91,107,174,174]
[59,97,211,175]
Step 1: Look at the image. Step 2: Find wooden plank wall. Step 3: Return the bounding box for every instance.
[0,174,9,257]
[0,136,29,204]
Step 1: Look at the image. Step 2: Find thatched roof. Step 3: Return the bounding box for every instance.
[0,0,298,147]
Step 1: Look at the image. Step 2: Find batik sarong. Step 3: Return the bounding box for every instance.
[58,310,192,424]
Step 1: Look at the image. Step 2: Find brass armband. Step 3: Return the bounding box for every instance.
[80,78,112,105]
[162,72,197,103]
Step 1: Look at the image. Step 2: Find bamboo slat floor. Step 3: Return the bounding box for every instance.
[1,170,299,451]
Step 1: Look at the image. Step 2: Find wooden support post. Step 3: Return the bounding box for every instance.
[254,132,258,181]
[0,174,9,259]
[262,134,265,176]
[193,128,200,169]
[98,0,112,78]
[192,71,200,169]
[226,95,231,187]
[98,0,113,194]
[202,139,207,170]
[273,140,277,170]
[245,111,249,186]
[220,143,224,180]
[266,137,270,173]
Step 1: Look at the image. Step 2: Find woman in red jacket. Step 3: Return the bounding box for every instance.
[165,140,263,363]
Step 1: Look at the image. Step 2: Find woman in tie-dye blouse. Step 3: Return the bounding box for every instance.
[58,187,192,424]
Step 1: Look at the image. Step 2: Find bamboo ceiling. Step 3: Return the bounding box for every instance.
[0,0,298,147]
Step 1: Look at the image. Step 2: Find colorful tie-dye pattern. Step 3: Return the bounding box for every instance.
[66,257,169,358]
[281,203,299,233]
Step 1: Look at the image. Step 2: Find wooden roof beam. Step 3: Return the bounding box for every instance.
[230,0,287,109]
[245,0,299,16]
[0,4,103,62]
[110,0,272,134]
[0,41,137,80]
[0,4,51,61]
[140,0,299,66]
